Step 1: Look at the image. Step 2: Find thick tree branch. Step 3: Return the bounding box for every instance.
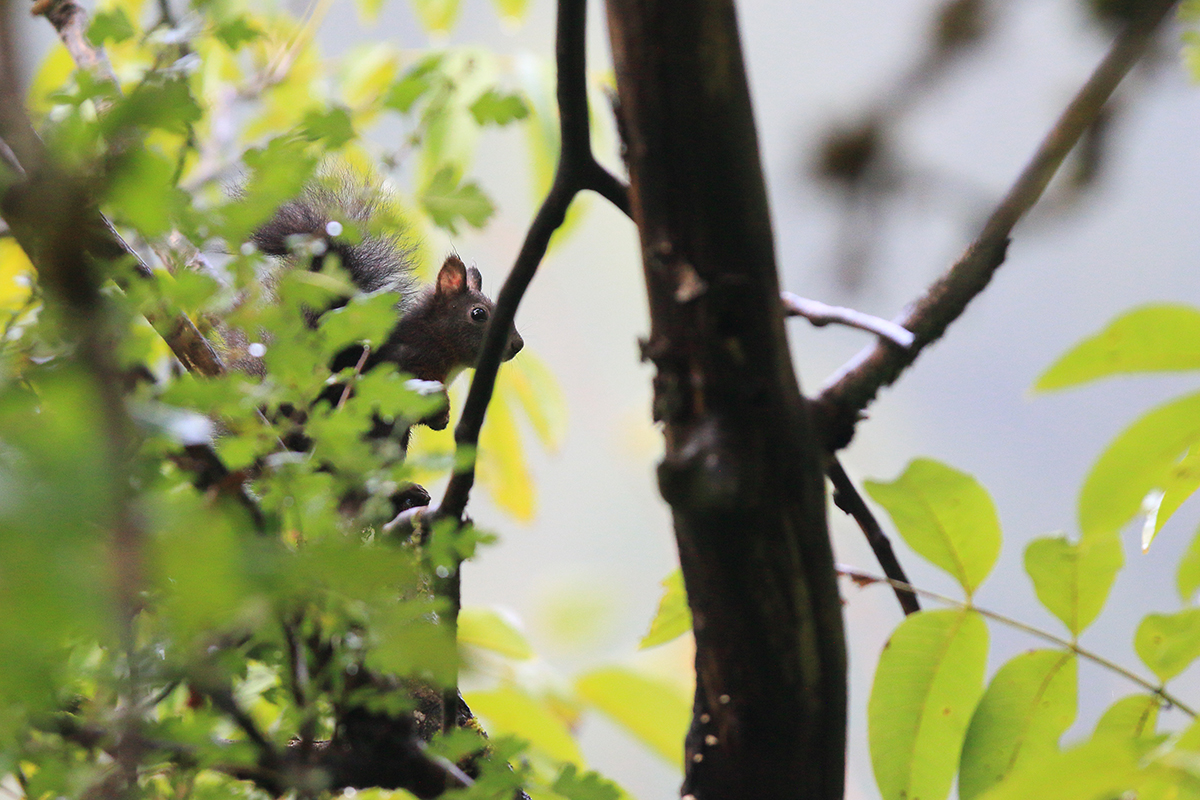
[812,0,1178,451]
[0,14,151,791]
[607,1,846,796]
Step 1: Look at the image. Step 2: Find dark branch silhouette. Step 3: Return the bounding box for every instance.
[432,0,628,743]
[827,457,920,615]
[440,0,628,521]
[812,0,1179,451]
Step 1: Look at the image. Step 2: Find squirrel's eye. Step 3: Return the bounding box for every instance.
[470,306,489,323]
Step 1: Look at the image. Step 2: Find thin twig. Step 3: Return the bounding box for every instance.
[813,0,1178,451]
[439,0,628,520]
[199,684,281,761]
[432,0,629,742]
[337,344,371,410]
[838,564,1197,717]
[30,0,121,96]
[827,458,919,615]
[783,292,915,348]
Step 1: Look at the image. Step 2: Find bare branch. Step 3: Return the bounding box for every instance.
[827,458,919,615]
[783,291,915,348]
[31,0,120,93]
[812,0,1179,450]
[439,0,628,519]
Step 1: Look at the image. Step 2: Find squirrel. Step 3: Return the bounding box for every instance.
[240,179,524,513]
[248,180,523,431]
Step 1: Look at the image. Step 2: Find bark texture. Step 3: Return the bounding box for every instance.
[605,3,847,797]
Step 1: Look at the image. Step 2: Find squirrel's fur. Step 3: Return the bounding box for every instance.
[248,177,523,432]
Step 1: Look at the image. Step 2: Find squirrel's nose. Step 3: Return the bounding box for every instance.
[504,330,524,361]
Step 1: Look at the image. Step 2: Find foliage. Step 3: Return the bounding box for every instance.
[642,299,1200,799]
[0,0,673,798]
[7,0,1200,798]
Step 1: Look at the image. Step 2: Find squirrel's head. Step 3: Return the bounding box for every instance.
[379,255,523,384]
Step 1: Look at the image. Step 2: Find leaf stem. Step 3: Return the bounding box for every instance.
[838,564,1197,718]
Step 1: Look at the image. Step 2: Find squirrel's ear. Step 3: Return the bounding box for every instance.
[436,255,468,295]
[466,267,482,293]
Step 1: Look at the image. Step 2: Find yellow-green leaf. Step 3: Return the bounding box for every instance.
[959,650,1077,800]
[465,685,584,766]
[0,239,34,313]
[490,0,530,25]
[1035,305,1200,392]
[504,351,566,451]
[864,459,1001,597]
[458,606,532,660]
[340,44,400,112]
[410,0,461,33]
[1023,533,1122,637]
[869,609,988,800]
[1180,523,1200,603]
[1079,390,1200,542]
[575,667,689,766]
[639,569,692,650]
[1135,608,1200,682]
[354,0,386,22]
[477,375,534,520]
[1093,695,1160,742]
[978,738,1148,800]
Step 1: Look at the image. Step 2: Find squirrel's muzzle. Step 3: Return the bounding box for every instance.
[503,328,524,361]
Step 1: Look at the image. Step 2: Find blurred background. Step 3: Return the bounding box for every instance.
[10,1,1200,797]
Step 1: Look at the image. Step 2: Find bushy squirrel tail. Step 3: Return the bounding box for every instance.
[251,179,418,298]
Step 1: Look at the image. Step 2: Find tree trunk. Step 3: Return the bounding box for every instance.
[605,2,847,798]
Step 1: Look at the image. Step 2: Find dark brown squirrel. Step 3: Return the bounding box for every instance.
[251,181,523,433]
[248,181,523,514]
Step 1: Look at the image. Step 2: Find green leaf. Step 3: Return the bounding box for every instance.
[410,0,461,33]
[420,167,494,235]
[105,78,202,137]
[639,569,692,649]
[1180,524,1200,603]
[465,685,584,765]
[355,0,386,22]
[458,607,533,660]
[550,764,622,800]
[864,459,1001,597]
[1134,608,1200,682]
[367,600,456,684]
[88,8,136,46]
[150,493,258,641]
[301,106,356,148]
[1023,533,1123,637]
[959,650,1077,800]
[213,16,263,50]
[868,609,989,800]
[977,737,1149,800]
[317,291,402,356]
[575,667,690,766]
[1034,305,1200,392]
[1093,695,1160,741]
[1079,390,1200,542]
[105,149,187,237]
[469,89,530,126]
[383,55,444,114]
[1144,444,1200,551]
